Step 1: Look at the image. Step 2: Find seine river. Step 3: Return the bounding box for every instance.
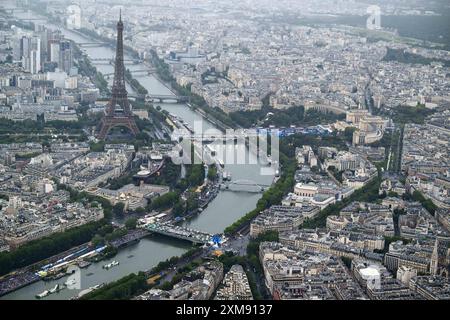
[1,9,274,300]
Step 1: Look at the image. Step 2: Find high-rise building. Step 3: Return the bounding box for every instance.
[20,36,41,74]
[58,40,73,74]
[49,41,60,64]
[46,29,62,61]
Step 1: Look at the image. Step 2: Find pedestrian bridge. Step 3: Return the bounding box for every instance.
[142,222,214,244]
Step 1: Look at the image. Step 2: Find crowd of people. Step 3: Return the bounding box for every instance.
[0,271,40,296]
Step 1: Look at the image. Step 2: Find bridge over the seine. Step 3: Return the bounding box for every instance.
[147,94,190,103]
[90,58,143,65]
[142,222,214,244]
[78,42,110,48]
[104,69,156,79]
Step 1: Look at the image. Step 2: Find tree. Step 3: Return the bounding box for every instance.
[207,165,217,181]
[172,200,185,217]
[112,202,125,217]
[186,195,199,212]
[149,192,180,211]
[344,127,356,143]
[125,217,138,230]
[134,207,146,214]
[388,191,399,198]
[92,234,105,246]
[0,220,104,276]
[341,257,353,269]
[412,190,437,214]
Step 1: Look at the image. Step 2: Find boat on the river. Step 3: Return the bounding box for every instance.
[103,260,119,270]
[35,290,49,299]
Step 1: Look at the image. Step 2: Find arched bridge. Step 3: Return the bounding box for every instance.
[146,95,190,103]
[90,58,142,65]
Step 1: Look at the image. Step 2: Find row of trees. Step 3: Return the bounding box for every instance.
[383,47,450,67]
[91,217,138,247]
[147,191,180,211]
[80,272,149,300]
[388,105,435,125]
[146,161,181,188]
[148,50,237,129]
[0,220,105,276]
[75,50,110,96]
[408,190,438,215]
[125,69,148,95]
[301,172,382,229]
[224,154,297,235]
[279,133,349,157]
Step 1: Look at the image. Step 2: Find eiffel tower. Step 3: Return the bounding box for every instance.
[97,11,139,140]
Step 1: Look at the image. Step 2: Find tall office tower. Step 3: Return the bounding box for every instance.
[49,40,60,63]
[46,29,62,61]
[58,40,73,74]
[20,36,41,74]
[38,27,50,63]
[97,12,139,139]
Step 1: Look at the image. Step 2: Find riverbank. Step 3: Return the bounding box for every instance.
[0,241,91,297]
[147,50,237,130]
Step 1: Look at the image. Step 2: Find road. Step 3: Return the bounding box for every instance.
[222,232,250,257]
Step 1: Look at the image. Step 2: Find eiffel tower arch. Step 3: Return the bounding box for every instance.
[97,11,140,140]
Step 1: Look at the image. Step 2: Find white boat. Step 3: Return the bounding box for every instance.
[103,260,119,270]
[36,290,49,299]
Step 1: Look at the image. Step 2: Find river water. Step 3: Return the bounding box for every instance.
[1,9,273,299]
